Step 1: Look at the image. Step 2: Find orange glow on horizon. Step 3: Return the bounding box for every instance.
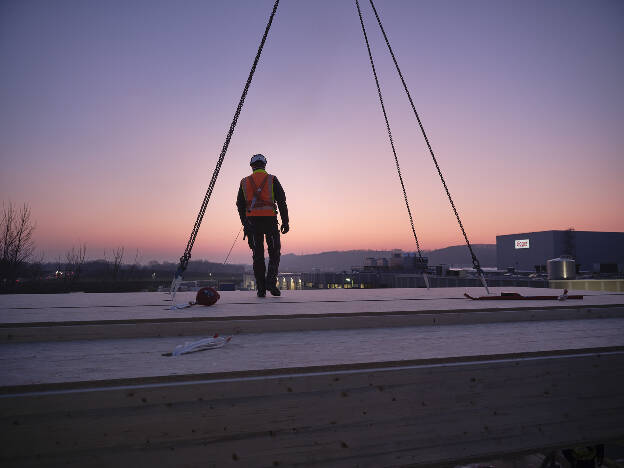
[3,1,623,264]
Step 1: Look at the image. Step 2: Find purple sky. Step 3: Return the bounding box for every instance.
[1,0,623,264]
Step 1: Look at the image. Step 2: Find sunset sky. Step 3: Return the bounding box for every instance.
[1,0,623,265]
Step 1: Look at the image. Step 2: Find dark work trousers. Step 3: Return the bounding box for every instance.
[246,216,281,291]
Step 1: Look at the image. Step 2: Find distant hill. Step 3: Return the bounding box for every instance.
[280,250,393,273]
[426,244,496,268]
[280,245,496,272]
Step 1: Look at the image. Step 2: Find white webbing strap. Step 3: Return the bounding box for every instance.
[170,335,232,356]
[479,271,490,295]
[169,273,184,309]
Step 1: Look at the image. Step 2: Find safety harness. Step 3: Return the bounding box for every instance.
[245,174,275,214]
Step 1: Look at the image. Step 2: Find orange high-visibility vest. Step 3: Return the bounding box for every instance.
[241,170,276,217]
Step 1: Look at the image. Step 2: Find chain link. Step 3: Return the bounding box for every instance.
[177,0,280,274]
[367,0,484,275]
[177,0,484,285]
[355,0,425,263]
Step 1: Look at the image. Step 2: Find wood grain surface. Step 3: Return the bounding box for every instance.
[1,288,623,467]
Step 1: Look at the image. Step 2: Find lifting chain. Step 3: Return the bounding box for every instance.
[355,0,426,268]
[365,0,489,292]
[175,0,280,278]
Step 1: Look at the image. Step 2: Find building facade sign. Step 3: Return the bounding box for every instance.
[515,239,530,249]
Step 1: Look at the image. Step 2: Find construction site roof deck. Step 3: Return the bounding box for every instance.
[1,287,624,467]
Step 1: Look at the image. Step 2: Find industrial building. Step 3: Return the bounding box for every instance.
[496,230,624,273]
[364,250,428,272]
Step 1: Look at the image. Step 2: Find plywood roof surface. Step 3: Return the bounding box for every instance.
[2,317,623,388]
[1,288,622,324]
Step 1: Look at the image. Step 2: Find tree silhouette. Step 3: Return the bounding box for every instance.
[0,202,36,286]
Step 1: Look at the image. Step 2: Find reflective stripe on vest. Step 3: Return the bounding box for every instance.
[242,171,276,216]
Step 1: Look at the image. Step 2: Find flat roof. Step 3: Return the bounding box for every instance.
[1,287,623,390]
[1,287,622,324]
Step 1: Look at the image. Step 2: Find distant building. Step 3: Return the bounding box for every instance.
[364,257,388,270]
[278,273,302,291]
[243,272,303,291]
[496,230,624,272]
[401,252,428,272]
[363,250,427,273]
[300,271,385,289]
[389,250,403,270]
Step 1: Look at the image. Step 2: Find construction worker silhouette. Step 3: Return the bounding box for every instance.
[236,154,289,297]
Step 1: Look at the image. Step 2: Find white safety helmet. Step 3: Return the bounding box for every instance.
[250,153,267,166]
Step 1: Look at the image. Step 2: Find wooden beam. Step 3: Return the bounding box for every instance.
[2,349,623,467]
[3,306,623,343]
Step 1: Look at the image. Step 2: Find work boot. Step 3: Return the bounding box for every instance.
[268,285,281,296]
[257,288,266,298]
